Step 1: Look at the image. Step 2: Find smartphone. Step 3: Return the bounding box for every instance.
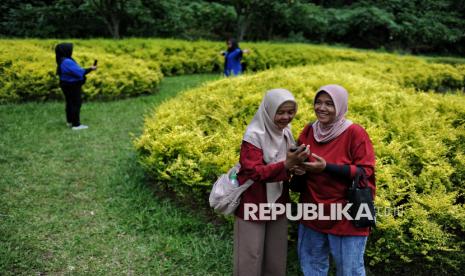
[291,144,310,161]
[290,146,299,152]
[93,59,98,66]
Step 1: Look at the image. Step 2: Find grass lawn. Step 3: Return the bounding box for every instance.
[0,74,303,275]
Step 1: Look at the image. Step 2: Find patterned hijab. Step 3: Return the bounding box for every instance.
[312,84,353,143]
[243,88,296,203]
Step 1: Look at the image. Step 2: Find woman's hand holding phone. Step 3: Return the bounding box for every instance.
[298,153,327,173]
[290,144,311,159]
[286,144,310,169]
[90,59,98,71]
[288,144,327,174]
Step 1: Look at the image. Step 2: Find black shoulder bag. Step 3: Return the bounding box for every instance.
[347,167,376,228]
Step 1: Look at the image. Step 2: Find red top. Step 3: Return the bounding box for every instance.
[297,123,376,236]
[235,141,291,221]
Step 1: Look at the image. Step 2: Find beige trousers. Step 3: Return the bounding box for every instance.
[233,216,288,276]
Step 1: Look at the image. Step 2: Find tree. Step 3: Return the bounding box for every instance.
[214,0,292,41]
[212,0,258,40]
[248,0,289,40]
[87,0,130,39]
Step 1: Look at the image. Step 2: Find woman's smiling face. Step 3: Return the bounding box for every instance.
[314,92,336,125]
[274,101,297,130]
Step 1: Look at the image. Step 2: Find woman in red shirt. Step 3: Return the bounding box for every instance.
[293,84,376,276]
[234,88,308,276]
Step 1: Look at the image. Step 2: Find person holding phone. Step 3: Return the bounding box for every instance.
[233,88,308,276]
[221,38,249,77]
[291,84,376,276]
[55,42,97,130]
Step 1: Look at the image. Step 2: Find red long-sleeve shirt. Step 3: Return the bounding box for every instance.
[297,123,376,236]
[235,141,291,221]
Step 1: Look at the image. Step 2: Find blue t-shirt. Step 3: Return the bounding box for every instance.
[224,48,243,76]
[59,58,86,83]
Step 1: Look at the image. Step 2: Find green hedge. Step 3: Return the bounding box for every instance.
[2,39,464,273]
[0,40,163,103]
[1,39,464,103]
[135,64,465,274]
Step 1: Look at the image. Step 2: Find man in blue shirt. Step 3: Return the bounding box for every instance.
[55,43,96,130]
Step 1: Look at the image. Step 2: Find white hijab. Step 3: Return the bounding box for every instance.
[243,88,296,203]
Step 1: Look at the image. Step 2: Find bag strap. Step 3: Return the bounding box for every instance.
[351,166,366,189]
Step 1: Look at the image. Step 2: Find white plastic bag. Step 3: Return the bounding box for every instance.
[208,163,254,215]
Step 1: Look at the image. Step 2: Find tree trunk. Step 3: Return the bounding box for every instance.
[90,0,123,39]
[267,23,274,40]
[101,16,120,39]
[237,14,250,41]
[110,14,120,39]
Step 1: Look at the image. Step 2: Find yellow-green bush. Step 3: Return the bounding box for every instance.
[0,40,163,103]
[3,38,464,273]
[135,64,465,274]
[2,39,464,103]
[76,39,465,92]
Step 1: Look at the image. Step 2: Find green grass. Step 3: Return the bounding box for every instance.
[0,74,244,275]
[0,73,305,275]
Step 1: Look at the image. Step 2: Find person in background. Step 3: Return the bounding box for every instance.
[221,38,249,77]
[55,43,96,130]
[292,84,376,276]
[234,88,309,276]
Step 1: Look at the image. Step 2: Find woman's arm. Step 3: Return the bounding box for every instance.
[323,163,351,179]
[61,59,86,78]
[348,126,376,180]
[62,59,95,78]
[293,124,375,183]
[239,141,289,183]
[316,127,375,180]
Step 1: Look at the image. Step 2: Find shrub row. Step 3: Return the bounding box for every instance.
[0,40,163,103]
[134,65,465,274]
[1,39,464,103]
[75,39,465,92]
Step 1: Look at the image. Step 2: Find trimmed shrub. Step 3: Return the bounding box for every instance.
[0,40,163,103]
[2,39,464,103]
[135,65,465,274]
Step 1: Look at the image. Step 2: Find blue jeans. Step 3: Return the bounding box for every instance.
[297,224,367,276]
